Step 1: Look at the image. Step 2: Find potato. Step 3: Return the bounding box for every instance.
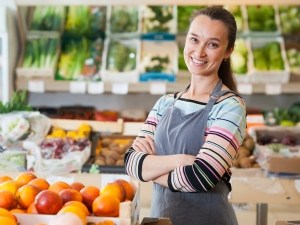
[95,158,106,165]
[239,157,253,168]
[116,159,125,166]
[238,146,251,158]
[102,138,112,147]
[243,138,255,152]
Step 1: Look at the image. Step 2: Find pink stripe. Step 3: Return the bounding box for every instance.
[209,126,240,149]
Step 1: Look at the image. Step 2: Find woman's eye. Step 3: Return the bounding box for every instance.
[190,37,198,43]
[208,42,218,48]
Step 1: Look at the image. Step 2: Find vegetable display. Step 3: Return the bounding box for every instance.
[278,6,300,34]
[247,6,277,32]
[142,6,174,33]
[0,91,32,114]
[106,41,137,72]
[30,6,66,31]
[144,55,170,73]
[225,6,244,33]
[109,6,139,34]
[252,41,284,71]
[177,6,204,33]
[22,37,59,69]
[231,38,248,74]
[286,47,300,75]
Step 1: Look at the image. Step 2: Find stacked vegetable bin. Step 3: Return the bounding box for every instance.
[15,5,300,84]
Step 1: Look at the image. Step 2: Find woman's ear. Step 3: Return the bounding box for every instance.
[225,47,234,60]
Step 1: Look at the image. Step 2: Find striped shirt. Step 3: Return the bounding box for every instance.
[125,92,247,192]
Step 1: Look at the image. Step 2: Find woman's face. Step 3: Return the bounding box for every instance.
[184,15,233,77]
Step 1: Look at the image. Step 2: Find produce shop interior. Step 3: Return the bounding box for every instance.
[0,0,300,225]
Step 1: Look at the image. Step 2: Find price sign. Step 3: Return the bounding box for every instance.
[69,81,86,94]
[87,82,104,94]
[150,82,167,95]
[111,83,128,95]
[237,83,253,95]
[28,80,45,93]
[265,84,282,95]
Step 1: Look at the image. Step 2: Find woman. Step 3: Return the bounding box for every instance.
[125,6,246,225]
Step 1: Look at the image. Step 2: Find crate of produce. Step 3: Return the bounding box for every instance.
[231,38,252,83]
[245,5,281,37]
[141,5,177,40]
[106,5,141,39]
[284,40,300,81]
[101,38,141,83]
[16,33,60,78]
[26,6,66,33]
[224,5,248,37]
[248,36,290,83]
[56,37,104,81]
[278,5,300,35]
[1,172,139,225]
[24,122,93,175]
[63,6,107,39]
[139,40,177,82]
[83,134,134,174]
[249,126,300,174]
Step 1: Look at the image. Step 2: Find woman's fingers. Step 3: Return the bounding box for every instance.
[132,136,155,154]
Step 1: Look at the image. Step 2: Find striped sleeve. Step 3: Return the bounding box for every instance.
[124,94,173,181]
[168,96,247,192]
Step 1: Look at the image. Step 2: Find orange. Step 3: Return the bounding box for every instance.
[0,208,17,222]
[101,182,126,202]
[0,175,12,184]
[116,179,135,201]
[64,201,90,216]
[34,189,63,215]
[0,216,17,225]
[97,220,115,225]
[28,178,50,190]
[58,205,86,225]
[15,172,37,187]
[59,189,82,204]
[48,181,71,194]
[10,208,26,214]
[0,190,17,210]
[79,185,100,211]
[92,194,120,217]
[27,202,38,214]
[0,180,20,195]
[70,182,85,191]
[16,184,40,209]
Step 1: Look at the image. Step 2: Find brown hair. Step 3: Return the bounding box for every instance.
[189,6,238,92]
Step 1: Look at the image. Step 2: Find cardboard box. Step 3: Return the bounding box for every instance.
[275,221,300,225]
[141,217,173,225]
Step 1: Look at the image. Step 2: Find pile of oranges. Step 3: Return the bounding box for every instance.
[0,172,136,225]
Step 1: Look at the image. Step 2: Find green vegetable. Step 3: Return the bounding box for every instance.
[247,6,277,32]
[177,6,205,33]
[110,6,138,33]
[144,6,174,33]
[0,91,32,113]
[145,55,170,73]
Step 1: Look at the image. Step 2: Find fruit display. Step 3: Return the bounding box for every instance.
[109,6,139,35]
[278,6,300,34]
[142,6,175,35]
[233,134,259,169]
[93,137,133,167]
[29,6,66,31]
[246,6,278,32]
[0,172,137,225]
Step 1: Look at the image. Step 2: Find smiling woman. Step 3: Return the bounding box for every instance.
[124,6,247,225]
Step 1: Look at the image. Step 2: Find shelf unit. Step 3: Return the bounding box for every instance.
[0,6,18,103]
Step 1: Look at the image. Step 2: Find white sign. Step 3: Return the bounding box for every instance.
[28,80,45,93]
[265,84,282,95]
[87,82,104,94]
[150,82,167,95]
[112,83,129,95]
[69,81,86,93]
[237,83,253,95]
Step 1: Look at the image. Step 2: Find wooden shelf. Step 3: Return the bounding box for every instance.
[14,0,300,6]
[16,76,300,95]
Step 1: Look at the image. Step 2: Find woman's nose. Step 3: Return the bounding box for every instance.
[195,44,206,57]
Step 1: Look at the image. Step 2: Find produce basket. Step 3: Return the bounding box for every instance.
[249,126,300,174]
[106,5,141,39]
[224,5,248,37]
[16,33,60,78]
[101,38,141,83]
[248,36,290,83]
[277,5,300,35]
[139,40,177,82]
[284,40,300,81]
[245,5,281,37]
[141,5,177,40]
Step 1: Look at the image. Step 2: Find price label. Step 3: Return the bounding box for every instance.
[111,83,128,95]
[101,174,130,187]
[237,83,253,95]
[28,80,45,93]
[265,84,282,95]
[87,82,104,94]
[150,82,167,95]
[69,81,86,93]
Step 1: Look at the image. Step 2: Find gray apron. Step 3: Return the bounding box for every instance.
[151,80,239,225]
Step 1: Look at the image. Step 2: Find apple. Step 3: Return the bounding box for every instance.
[35,190,63,214]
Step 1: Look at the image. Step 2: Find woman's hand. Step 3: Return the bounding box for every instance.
[132,136,156,154]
